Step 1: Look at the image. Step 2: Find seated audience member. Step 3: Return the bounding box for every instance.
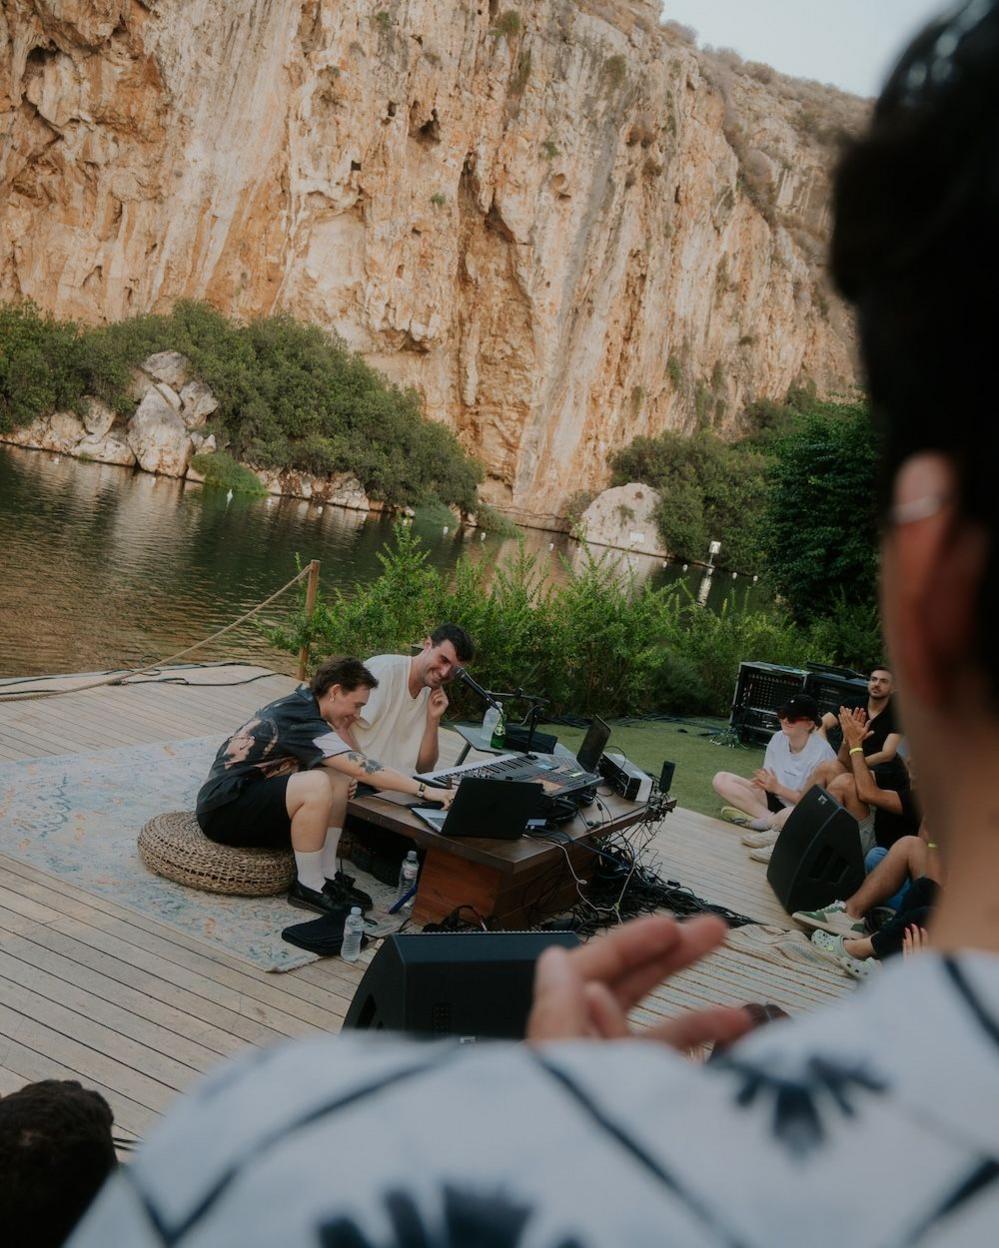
[815,666,903,787]
[0,1080,116,1248]
[793,823,943,978]
[67,7,999,1245]
[713,693,835,831]
[196,656,454,916]
[349,623,474,773]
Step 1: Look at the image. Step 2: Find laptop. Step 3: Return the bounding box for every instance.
[575,716,611,773]
[412,777,544,840]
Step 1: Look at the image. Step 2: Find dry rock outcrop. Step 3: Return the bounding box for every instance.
[0,0,868,522]
[578,482,665,555]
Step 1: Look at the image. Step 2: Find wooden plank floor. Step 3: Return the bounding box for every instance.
[0,664,853,1139]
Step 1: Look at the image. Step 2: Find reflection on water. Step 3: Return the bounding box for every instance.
[0,445,767,678]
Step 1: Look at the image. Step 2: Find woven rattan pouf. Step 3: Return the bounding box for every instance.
[138,811,294,896]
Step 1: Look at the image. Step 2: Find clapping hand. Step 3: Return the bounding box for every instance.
[752,768,779,793]
[838,705,873,750]
[527,915,752,1050]
[903,924,930,957]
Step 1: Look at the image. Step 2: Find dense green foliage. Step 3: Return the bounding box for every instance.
[0,301,482,510]
[270,524,883,719]
[189,451,267,496]
[761,401,880,623]
[609,429,768,570]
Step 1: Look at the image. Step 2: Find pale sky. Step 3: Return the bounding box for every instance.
[658,1,953,97]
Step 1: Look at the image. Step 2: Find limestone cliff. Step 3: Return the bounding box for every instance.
[0,0,867,524]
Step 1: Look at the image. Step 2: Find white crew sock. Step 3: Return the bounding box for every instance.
[294,849,326,891]
[321,827,343,881]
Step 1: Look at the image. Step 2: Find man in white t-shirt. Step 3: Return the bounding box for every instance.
[712,693,836,833]
[67,6,999,1246]
[349,623,475,773]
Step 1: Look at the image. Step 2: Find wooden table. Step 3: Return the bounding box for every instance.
[346,786,648,929]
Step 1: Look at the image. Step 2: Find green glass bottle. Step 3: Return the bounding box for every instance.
[490,706,506,749]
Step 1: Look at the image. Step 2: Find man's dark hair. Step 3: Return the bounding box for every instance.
[0,1080,117,1247]
[429,622,475,662]
[310,657,378,699]
[832,0,999,700]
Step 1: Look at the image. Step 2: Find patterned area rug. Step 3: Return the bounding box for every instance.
[0,738,398,972]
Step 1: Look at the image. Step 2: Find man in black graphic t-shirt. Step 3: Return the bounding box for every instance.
[196,657,453,917]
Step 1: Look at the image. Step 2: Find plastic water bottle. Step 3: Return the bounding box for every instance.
[490,707,506,750]
[397,850,419,913]
[341,907,364,962]
[481,704,500,741]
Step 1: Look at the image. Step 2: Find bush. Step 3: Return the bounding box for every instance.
[609,429,768,570]
[270,524,879,719]
[190,450,267,495]
[761,401,879,623]
[0,300,483,512]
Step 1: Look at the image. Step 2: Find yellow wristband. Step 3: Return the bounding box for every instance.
[848,746,864,756]
[927,841,938,849]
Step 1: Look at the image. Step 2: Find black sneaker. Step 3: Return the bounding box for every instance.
[289,879,348,917]
[323,869,374,913]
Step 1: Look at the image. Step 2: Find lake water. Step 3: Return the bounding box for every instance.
[0,445,766,678]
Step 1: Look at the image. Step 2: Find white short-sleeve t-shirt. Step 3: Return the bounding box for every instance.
[763,729,836,806]
[352,653,428,773]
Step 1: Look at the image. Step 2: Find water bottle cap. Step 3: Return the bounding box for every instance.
[349,906,361,915]
[406,850,418,860]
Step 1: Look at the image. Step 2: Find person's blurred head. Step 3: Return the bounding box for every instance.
[0,1080,117,1247]
[832,0,999,841]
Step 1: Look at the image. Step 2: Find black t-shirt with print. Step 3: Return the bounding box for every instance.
[196,687,349,818]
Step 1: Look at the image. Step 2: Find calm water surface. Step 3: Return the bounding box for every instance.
[0,445,765,678]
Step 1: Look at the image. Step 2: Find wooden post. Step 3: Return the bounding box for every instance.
[296,559,320,682]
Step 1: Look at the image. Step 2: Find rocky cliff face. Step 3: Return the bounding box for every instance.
[0,0,867,524]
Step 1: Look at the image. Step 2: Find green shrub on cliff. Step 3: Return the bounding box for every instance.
[0,300,482,511]
[189,450,267,496]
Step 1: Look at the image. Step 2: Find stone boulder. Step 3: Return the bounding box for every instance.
[253,466,370,511]
[127,388,194,476]
[179,380,219,429]
[76,430,137,466]
[142,351,192,389]
[578,483,666,556]
[82,397,116,437]
[0,410,88,453]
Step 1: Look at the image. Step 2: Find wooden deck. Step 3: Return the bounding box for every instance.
[0,664,852,1140]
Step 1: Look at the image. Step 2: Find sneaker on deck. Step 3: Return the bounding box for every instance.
[810,929,877,979]
[720,806,752,827]
[748,844,774,863]
[793,899,867,939]
[741,827,780,848]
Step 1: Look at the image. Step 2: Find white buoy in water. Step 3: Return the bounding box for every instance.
[443,525,449,535]
[480,531,486,540]
[266,496,274,506]
[549,542,554,551]
[226,489,233,503]
[682,563,688,572]
[317,506,323,513]
[732,572,738,579]
[753,574,759,583]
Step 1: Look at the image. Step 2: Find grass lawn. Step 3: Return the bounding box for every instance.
[545,718,765,818]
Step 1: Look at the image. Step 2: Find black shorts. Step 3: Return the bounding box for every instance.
[766,792,784,815]
[198,775,292,848]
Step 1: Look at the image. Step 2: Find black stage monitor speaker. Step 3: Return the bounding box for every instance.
[343,931,580,1040]
[767,785,866,914]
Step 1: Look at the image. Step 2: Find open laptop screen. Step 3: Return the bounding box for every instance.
[576,716,610,773]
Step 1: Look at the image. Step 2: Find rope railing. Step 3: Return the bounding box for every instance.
[0,560,320,703]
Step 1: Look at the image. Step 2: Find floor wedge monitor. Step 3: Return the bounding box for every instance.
[343,931,580,1040]
[766,785,866,914]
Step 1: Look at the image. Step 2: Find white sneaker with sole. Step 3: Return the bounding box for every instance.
[792,899,868,939]
[741,827,780,848]
[748,844,774,863]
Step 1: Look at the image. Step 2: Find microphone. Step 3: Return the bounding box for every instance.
[454,666,502,711]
